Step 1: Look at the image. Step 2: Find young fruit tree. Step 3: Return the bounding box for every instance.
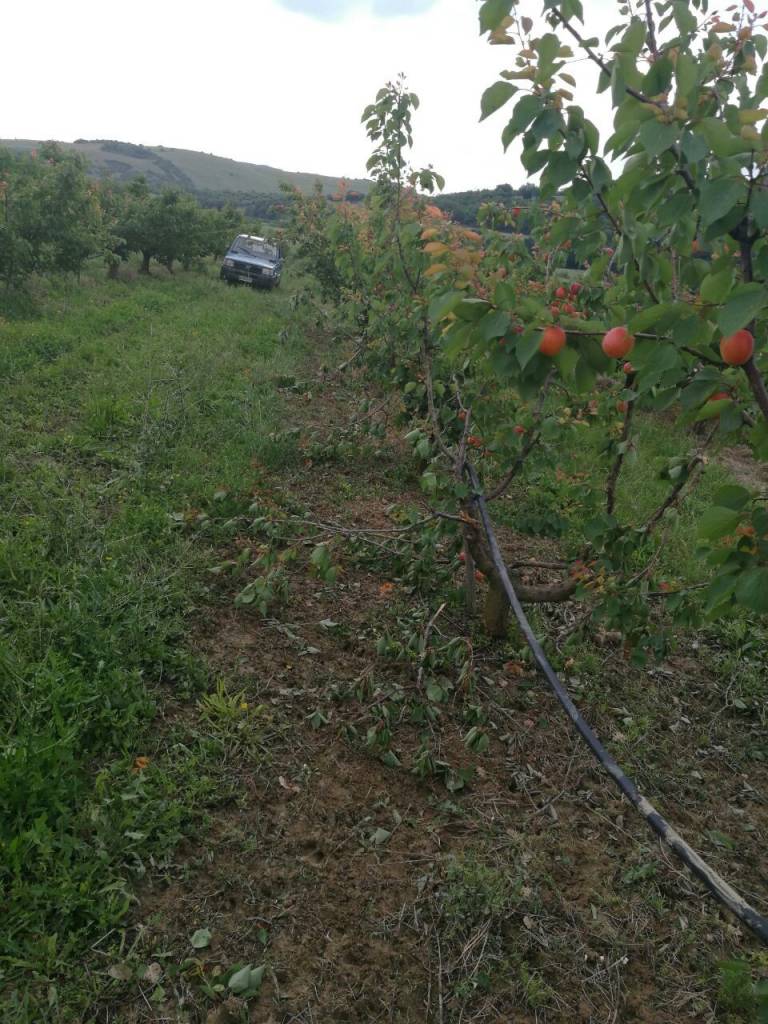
[464,0,768,635]
[284,0,768,658]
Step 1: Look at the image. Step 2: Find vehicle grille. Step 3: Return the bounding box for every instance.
[234,261,261,274]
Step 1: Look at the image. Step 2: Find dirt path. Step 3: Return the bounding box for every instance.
[112,372,767,1024]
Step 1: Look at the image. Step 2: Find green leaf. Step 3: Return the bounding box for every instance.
[680,374,721,411]
[672,1,697,33]
[530,108,565,143]
[735,568,768,613]
[697,118,749,157]
[675,53,698,96]
[502,95,544,148]
[616,18,647,55]
[751,191,768,230]
[699,178,746,229]
[542,152,579,188]
[455,297,492,322]
[641,57,674,95]
[421,470,438,494]
[713,484,752,511]
[681,130,709,164]
[426,682,445,702]
[700,269,734,304]
[656,190,695,227]
[554,344,579,381]
[516,330,543,370]
[717,284,768,335]
[478,0,513,32]
[698,506,741,541]
[191,928,212,950]
[704,572,738,613]
[479,309,510,342]
[536,32,560,69]
[638,119,678,158]
[480,81,518,121]
[310,544,331,569]
[229,964,265,996]
[428,290,463,323]
[627,301,687,333]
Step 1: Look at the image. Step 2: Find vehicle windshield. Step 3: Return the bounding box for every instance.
[230,236,278,261]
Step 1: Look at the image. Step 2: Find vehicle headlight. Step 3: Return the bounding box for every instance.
[224,259,235,267]
[263,267,274,276]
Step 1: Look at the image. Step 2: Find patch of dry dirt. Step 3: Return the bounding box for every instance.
[108,374,768,1024]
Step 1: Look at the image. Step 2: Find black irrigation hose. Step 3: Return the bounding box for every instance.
[465,462,768,946]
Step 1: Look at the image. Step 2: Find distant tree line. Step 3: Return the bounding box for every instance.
[432,183,540,228]
[0,143,260,289]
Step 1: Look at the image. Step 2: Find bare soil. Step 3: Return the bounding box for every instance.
[110,372,768,1024]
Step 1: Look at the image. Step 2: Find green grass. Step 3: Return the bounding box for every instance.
[491,402,737,588]
[0,265,311,1020]
[1,265,765,1022]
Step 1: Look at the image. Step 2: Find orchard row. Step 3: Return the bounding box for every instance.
[0,142,256,288]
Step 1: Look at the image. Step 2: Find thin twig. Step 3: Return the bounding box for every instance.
[642,424,718,534]
[416,603,447,691]
[421,334,454,462]
[644,0,659,58]
[606,375,637,515]
[486,369,555,501]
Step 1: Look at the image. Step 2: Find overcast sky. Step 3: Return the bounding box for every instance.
[3,0,614,192]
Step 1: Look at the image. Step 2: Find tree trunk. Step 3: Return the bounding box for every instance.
[461,506,578,639]
[484,581,511,637]
[140,251,151,274]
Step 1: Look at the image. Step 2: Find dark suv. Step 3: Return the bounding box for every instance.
[220,235,283,289]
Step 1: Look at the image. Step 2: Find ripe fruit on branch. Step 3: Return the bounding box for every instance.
[539,326,566,356]
[570,282,581,296]
[602,326,635,359]
[555,286,567,299]
[616,400,629,413]
[512,206,521,216]
[708,390,731,402]
[467,435,484,448]
[622,361,634,374]
[513,424,526,435]
[720,329,754,366]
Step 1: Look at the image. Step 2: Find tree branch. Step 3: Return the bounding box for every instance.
[420,331,454,464]
[642,425,718,534]
[605,376,637,515]
[486,368,555,501]
[644,0,659,59]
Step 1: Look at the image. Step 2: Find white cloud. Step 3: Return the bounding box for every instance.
[1,0,615,192]
[276,0,353,19]
[276,0,436,16]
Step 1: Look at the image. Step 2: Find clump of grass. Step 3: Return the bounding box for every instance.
[0,262,317,1020]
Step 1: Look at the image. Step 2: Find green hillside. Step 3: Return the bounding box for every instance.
[0,138,371,197]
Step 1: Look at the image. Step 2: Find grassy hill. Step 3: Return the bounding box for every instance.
[0,138,371,197]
